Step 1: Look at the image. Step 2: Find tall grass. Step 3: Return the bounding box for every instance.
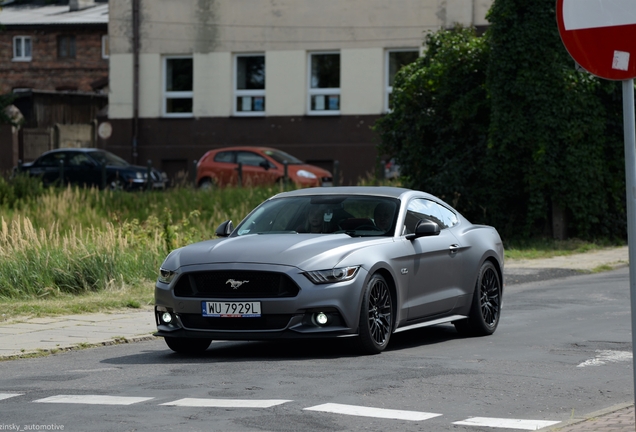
[0,183,285,301]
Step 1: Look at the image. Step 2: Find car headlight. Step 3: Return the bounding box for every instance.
[158,268,177,284]
[304,266,360,284]
[296,170,317,179]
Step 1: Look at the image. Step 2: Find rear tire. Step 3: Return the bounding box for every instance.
[454,261,501,336]
[357,273,393,354]
[164,337,212,354]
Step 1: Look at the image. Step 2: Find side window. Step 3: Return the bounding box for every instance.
[436,203,459,228]
[237,151,267,167]
[38,153,66,167]
[235,54,265,116]
[405,198,446,232]
[214,151,235,163]
[68,153,92,167]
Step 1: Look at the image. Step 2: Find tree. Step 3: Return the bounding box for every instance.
[375,3,626,241]
[486,0,624,239]
[374,26,491,220]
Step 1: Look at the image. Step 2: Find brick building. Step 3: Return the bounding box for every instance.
[0,0,109,94]
[0,0,109,173]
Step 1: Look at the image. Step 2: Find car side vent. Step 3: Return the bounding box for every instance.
[173,270,300,298]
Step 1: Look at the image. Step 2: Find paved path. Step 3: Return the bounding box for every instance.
[0,246,633,431]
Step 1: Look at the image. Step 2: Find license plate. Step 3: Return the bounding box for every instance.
[202,301,261,318]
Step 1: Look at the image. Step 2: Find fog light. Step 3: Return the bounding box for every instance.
[315,312,329,326]
[161,312,173,324]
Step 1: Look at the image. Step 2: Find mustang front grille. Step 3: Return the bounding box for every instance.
[173,270,300,298]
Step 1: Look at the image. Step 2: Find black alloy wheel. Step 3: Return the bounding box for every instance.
[358,273,393,354]
[454,261,501,336]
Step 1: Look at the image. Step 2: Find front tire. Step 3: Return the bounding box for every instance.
[357,274,393,354]
[164,337,212,354]
[108,177,125,191]
[454,261,501,336]
[199,178,215,190]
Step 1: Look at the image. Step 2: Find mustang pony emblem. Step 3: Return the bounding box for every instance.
[226,279,249,289]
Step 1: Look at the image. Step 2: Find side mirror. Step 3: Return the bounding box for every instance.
[215,220,234,237]
[406,219,440,240]
[259,161,271,170]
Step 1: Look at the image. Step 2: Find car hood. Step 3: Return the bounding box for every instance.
[164,234,390,271]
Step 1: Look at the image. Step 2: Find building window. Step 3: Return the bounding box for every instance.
[102,35,109,59]
[386,49,419,112]
[308,52,340,115]
[163,56,193,117]
[234,54,265,116]
[58,35,76,59]
[13,36,32,61]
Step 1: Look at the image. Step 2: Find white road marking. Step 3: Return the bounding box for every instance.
[304,403,442,421]
[161,398,291,408]
[33,395,154,405]
[563,0,636,31]
[577,349,633,367]
[0,393,22,401]
[453,417,561,430]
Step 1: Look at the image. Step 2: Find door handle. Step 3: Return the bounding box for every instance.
[449,244,460,254]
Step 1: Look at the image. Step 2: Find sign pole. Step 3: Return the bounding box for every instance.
[622,78,636,412]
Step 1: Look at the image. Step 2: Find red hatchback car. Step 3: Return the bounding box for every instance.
[196,146,333,188]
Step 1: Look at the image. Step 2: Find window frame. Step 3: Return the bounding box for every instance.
[307,51,341,116]
[102,35,109,59]
[13,35,32,62]
[233,53,266,117]
[162,55,194,118]
[57,35,76,59]
[385,48,420,113]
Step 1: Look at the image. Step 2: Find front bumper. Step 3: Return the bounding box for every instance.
[154,263,366,340]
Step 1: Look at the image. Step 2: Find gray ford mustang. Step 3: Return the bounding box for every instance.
[154,186,504,354]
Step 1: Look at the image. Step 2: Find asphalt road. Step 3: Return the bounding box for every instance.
[0,268,632,432]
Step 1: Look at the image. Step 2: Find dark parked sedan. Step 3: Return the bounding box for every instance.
[14,148,167,190]
[155,186,504,355]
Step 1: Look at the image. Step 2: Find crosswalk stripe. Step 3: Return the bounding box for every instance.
[1,391,565,430]
[161,398,292,408]
[304,403,442,421]
[0,393,22,401]
[453,417,561,430]
[33,395,154,405]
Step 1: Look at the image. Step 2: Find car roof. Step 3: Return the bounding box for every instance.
[41,148,101,154]
[209,146,277,153]
[272,186,435,201]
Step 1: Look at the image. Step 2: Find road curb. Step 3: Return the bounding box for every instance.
[0,334,157,361]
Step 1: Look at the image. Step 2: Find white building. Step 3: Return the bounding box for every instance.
[104,0,492,184]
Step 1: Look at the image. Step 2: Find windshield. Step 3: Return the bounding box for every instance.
[235,195,400,237]
[88,151,130,167]
[263,149,304,165]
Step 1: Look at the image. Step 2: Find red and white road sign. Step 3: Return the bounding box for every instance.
[556,0,636,80]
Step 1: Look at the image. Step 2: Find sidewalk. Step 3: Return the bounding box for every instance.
[0,246,633,431]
